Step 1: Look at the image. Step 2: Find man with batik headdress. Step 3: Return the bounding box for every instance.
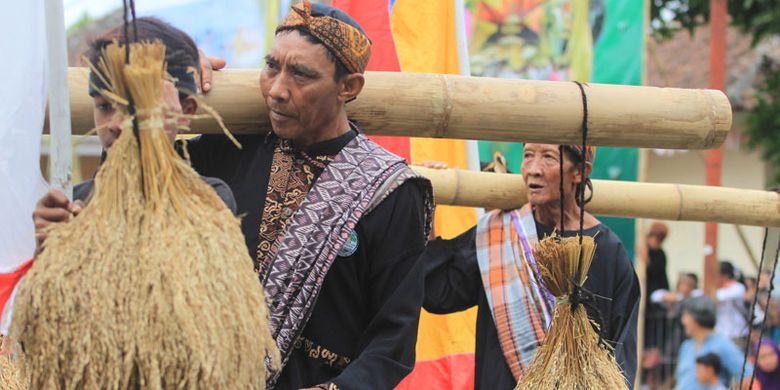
[185,2,433,389]
[423,143,640,389]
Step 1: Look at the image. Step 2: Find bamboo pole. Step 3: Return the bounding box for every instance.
[60,68,731,149]
[412,167,780,228]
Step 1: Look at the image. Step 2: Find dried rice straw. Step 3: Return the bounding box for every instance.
[515,234,628,390]
[0,336,27,390]
[9,41,278,389]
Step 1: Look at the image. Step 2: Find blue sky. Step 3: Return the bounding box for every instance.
[64,0,200,28]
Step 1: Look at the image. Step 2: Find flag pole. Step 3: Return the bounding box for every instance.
[44,0,73,199]
[454,0,482,217]
[703,0,728,297]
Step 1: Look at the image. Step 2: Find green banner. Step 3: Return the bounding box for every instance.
[468,0,644,258]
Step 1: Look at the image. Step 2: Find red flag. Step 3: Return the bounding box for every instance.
[331,0,410,161]
[0,259,32,317]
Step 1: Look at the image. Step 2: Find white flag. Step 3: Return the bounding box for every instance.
[0,0,48,314]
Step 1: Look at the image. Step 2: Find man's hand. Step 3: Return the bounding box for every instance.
[32,189,84,256]
[661,292,678,304]
[198,49,226,93]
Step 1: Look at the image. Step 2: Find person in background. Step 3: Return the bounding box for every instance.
[765,301,780,345]
[675,296,753,390]
[754,270,773,313]
[744,275,767,350]
[651,273,703,313]
[643,222,671,386]
[717,261,751,347]
[759,271,773,294]
[746,277,760,311]
[32,17,237,252]
[642,273,702,387]
[756,339,780,390]
[696,353,728,390]
[646,222,670,298]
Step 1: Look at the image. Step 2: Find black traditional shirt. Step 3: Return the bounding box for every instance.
[424,221,640,390]
[186,131,428,390]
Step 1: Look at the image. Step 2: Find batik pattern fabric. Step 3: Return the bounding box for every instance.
[255,139,334,273]
[277,0,371,74]
[258,133,434,384]
[475,206,554,381]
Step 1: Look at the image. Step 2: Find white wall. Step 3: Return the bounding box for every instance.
[645,147,768,286]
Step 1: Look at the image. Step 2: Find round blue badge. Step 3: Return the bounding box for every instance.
[338,230,359,257]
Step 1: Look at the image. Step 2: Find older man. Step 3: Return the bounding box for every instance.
[423,144,640,389]
[186,2,433,389]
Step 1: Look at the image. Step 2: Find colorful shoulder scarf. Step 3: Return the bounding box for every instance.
[258,133,434,383]
[475,206,554,381]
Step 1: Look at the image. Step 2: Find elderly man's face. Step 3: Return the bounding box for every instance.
[261,30,345,146]
[521,144,583,208]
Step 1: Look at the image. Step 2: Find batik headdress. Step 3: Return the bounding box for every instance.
[277,0,372,74]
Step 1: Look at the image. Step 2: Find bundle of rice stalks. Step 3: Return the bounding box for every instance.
[10,41,278,389]
[516,234,627,390]
[0,348,24,390]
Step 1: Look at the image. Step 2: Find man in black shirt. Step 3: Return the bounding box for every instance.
[186,2,433,389]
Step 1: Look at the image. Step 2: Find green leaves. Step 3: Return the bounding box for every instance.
[745,65,780,185]
[650,0,780,186]
[651,0,780,44]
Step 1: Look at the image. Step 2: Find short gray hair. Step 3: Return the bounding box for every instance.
[683,296,717,329]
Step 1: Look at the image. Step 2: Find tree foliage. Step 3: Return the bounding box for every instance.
[651,0,780,44]
[650,0,780,185]
[745,62,780,184]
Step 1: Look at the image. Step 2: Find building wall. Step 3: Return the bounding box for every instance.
[645,147,768,287]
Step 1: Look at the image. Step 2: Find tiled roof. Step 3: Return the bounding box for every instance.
[646,26,780,111]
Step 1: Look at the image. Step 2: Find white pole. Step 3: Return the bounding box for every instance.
[45,0,73,199]
[454,0,480,172]
[454,0,483,217]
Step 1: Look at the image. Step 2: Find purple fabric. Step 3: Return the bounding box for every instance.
[510,210,554,314]
[757,339,780,390]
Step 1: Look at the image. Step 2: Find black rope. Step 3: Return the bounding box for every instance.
[122,0,143,194]
[573,81,588,244]
[571,81,589,301]
[740,228,780,388]
[559,144,566,234]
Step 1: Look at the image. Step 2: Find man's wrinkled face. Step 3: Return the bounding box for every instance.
[521,144,581,208]
[260,30,344,146]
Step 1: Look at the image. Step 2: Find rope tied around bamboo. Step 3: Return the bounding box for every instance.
[4,40,279,389]
[516,82,627,389]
